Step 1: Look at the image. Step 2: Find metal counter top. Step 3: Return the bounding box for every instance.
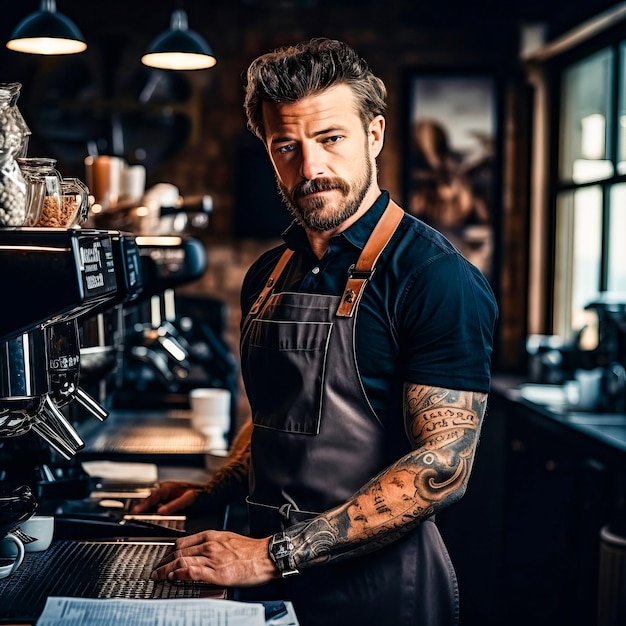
[492,375,626,455]
[78,408,213,467]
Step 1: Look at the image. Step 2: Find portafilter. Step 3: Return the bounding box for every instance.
[44,319,108,422]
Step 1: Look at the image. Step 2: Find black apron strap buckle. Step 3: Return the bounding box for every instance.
[278,502,292,522]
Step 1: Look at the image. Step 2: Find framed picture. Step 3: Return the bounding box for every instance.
[403,72,500,280]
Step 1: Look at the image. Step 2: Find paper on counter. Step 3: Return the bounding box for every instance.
[82,461,158,485]
[36,597,266,626]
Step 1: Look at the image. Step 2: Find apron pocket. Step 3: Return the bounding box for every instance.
[246,318,333,434]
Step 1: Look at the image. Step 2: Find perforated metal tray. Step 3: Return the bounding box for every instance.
[0,538,224,622]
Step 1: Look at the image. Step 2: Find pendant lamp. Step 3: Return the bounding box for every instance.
[6,0,86,55]
[141,9,217,71]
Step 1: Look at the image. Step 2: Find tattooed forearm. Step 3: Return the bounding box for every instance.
[284,384,488,569]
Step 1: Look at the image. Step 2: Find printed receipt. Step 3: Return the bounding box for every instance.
[36,597,300,626]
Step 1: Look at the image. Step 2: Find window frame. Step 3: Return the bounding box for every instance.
[545,29,626,341]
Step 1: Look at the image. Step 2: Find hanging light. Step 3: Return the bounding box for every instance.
[141,9,217,71]
[6,0,86,55]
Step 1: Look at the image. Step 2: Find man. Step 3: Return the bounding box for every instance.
[134,38,498,625]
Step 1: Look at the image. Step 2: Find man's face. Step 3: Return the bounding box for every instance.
[262,84,384,233]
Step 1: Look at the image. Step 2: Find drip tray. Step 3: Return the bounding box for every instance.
[0,539,224,622]
[79,410,211,466]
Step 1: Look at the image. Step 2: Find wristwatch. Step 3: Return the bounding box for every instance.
[268,532,300,578]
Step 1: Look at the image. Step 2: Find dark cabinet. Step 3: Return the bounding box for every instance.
[437,387,625,626]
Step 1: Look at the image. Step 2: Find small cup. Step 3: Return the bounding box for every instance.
[201,426,229,451]
[574,367,603,412]
[121,164,146,203]
[0,533,25,579]
[19,515,54,552]
[189,388,231,436]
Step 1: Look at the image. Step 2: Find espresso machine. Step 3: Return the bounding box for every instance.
[122,235,207,398]
[546,292,626,413]
[114,234,237,416]
[0,227,146,501]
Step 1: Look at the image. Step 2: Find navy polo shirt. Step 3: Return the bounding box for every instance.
[240,191,498,423]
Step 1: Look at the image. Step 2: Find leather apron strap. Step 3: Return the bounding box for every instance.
[248,247,295,316]
[247,200,404,318]
[336,200,404,317]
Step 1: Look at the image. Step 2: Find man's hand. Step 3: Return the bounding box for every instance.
[130,481,204,515]
[150,530,279,587]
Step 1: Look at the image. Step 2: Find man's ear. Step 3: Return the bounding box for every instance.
[369,115,385,158]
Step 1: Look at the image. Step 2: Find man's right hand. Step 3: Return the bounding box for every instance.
[130,481,205,515]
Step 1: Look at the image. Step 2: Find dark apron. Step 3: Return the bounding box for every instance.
[238,202,459,626]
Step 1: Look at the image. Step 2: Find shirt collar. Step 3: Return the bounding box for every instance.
[283,190,390,253]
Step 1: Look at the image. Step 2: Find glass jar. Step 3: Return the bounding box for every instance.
[0,83,30,227]
[39,176,89,228]
[0,83,30,158]
[17,157,63,227]
[60,177,90,227]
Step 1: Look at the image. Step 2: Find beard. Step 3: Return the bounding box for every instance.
[277,154,375,232]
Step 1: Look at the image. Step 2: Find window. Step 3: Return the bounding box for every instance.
[559,48,613,184]
[554,186,603,336]
[553,43,626,344]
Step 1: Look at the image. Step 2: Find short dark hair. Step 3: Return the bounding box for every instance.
[243,38,387,142]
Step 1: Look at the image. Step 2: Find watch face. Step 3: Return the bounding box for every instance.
[273,543,291,559]
[270,535,299,577]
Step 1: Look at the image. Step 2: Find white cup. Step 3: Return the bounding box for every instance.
[121,165,146,203]
[19,515,54,552]
[189,388,231,438]
[574,368,603,412]
[0,533,25,579]
[201,427,229,451]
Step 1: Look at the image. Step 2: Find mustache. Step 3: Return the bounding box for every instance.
[292,177,350,199]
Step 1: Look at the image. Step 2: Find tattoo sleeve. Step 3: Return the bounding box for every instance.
[284,384,488,569]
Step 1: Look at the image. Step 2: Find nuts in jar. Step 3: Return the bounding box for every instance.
[34,195,79,228]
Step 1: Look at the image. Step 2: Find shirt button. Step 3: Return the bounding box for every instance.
[311,266,320,275]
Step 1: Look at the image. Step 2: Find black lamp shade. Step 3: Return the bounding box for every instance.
[7,0,86,55]
[142,10,217,71]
